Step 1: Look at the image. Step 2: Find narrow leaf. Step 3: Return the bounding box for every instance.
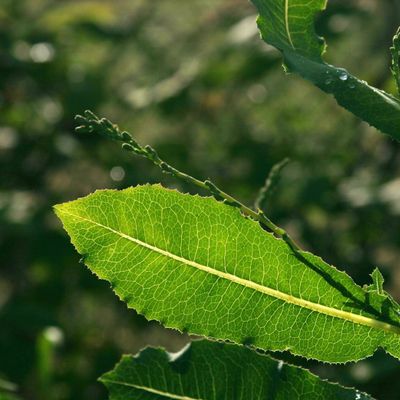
[101,340,373,400]
[251,0,400,139]
[370,268,385,296]
[55,185,400,363]
[255,158,290,212]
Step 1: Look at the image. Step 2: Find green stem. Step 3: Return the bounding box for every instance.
[75,110,301,251]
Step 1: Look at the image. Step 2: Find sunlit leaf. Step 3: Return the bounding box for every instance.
[55,185,400,363]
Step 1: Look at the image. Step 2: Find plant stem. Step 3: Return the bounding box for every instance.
[75,110,301,251]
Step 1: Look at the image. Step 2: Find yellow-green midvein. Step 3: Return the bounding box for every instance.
[285,0,295,49]
[59,210,400,335]
[102,379,202,400]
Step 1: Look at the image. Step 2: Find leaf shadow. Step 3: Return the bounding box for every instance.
[290,249,400,328]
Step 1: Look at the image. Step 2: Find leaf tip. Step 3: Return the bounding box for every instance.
[53,202,68,221]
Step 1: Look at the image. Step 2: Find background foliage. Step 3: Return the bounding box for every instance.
[1,0,400,398]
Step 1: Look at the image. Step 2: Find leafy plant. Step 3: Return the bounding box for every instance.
[251,0,400,139]
[55,0,400,398]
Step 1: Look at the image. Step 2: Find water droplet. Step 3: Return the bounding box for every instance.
[349,83,355,89]
[325,78,333,85]
[355,391,362,400]
[339,72,348,81]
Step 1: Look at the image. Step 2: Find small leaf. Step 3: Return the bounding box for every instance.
[366,268,400,316]
[255,158,290,212]
[251,0,400,139]
[55,185,400,363]
[101,340,373,400]
[370,268,385,296]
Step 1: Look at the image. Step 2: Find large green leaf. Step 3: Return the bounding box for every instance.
[55,185,400,363]
[101,340,373,400]
[250,0,400,140]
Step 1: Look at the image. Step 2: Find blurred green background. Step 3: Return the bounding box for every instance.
[1,0,400,399]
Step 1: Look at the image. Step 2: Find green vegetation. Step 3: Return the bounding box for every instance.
[102,341,371,399]
[2,0,400,399]
[56,117,400,365]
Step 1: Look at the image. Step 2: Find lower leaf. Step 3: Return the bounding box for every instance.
[101,340,373,400]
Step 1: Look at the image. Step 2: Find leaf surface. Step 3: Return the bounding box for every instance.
[251,0,400,139]
[55,185,400,363]
[101,340,373,400]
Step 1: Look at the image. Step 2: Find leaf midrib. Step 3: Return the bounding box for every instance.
[102,379,202,400]
[59,209,400,335]
[285,0,295,49]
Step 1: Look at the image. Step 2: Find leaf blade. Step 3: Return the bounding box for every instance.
[101,340,373,400]
[55,185,400,362]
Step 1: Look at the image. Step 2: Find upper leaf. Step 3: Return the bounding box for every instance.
[55,185,400,363]
[102,340,373,400]
[251,0,400,140]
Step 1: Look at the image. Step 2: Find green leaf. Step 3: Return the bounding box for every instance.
[255,158,290,212]
[101,340,373,400]
[366,268,400,316]
[55,185,400,363]
[370,268,385,296]
[250,0,400,140]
